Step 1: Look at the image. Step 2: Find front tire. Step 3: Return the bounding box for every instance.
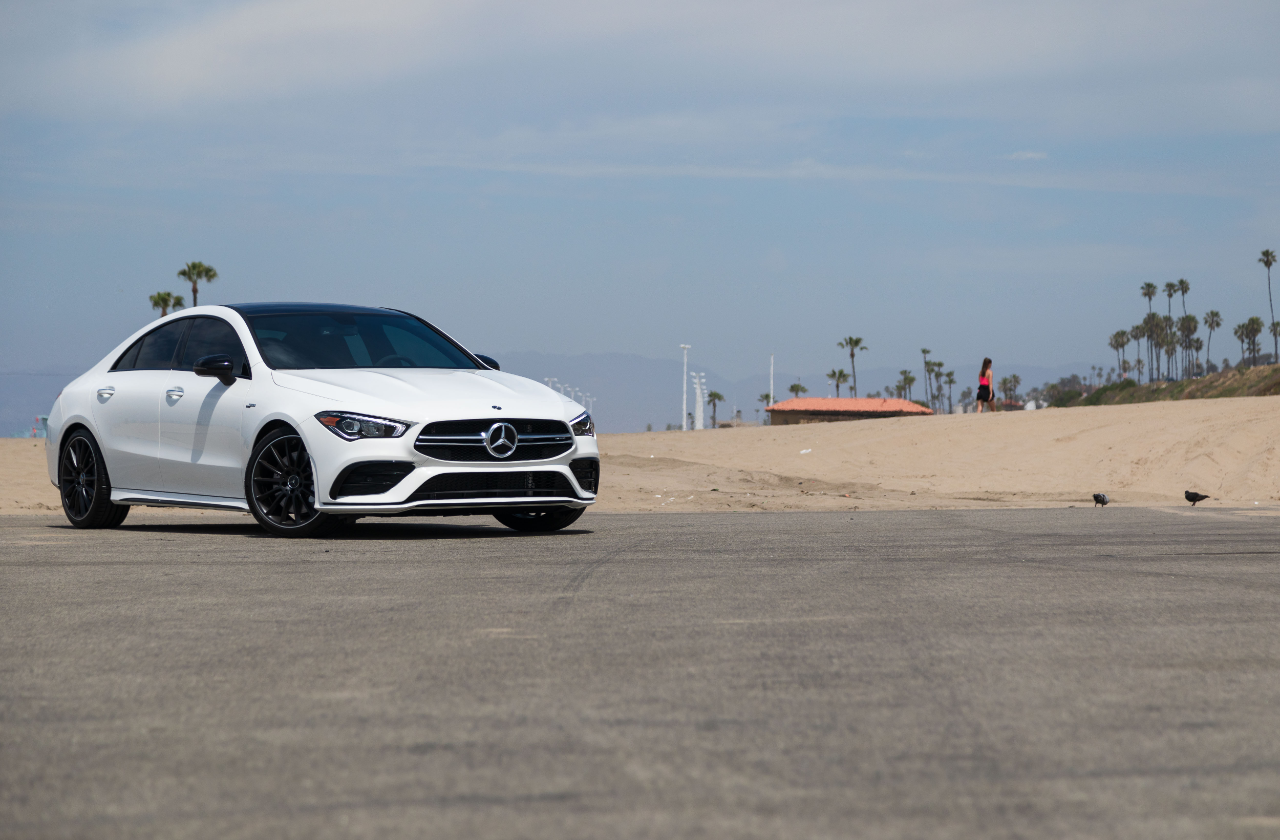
[246,428,338,538]
[493,507,585,532]
[59,429,130,529]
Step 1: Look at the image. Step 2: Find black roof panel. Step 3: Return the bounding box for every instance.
[225,302,401,317]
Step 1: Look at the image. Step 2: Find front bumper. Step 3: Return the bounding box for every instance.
[307,417,598,515]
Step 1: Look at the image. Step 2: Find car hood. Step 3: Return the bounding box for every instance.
[270,368,578,424]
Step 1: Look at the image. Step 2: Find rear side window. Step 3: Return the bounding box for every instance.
[177,317,250,377]
[124,320,189,370]
[111,339,144,371]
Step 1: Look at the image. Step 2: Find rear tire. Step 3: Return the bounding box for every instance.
[245,428,338,538]
[493,507,585,532]
[59,429,130,529]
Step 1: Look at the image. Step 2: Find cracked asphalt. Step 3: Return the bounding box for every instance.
[3,508,1280,839]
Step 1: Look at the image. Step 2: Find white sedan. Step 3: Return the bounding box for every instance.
[46,303,598,536]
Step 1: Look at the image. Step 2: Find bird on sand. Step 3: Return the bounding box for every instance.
[1093,493,1109,507]
[1185,491,1210,506]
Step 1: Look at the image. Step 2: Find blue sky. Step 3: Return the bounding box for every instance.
[2,0,1278,392]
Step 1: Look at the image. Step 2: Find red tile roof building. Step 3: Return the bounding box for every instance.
[766,397,932,424]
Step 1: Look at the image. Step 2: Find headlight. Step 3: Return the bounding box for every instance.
[315,412,411,441]
[571,411,594,437]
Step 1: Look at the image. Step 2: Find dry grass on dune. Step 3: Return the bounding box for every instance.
[4,396,1277,515]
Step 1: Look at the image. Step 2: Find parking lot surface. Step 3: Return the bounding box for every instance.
[4,508,1280,839]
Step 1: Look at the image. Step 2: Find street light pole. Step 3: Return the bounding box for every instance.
[680,344,691,431]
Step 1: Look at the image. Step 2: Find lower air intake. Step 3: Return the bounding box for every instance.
[569,458,599,493]
[331,461,415,498]
[407,471,577,502]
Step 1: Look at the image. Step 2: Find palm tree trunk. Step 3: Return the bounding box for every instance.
[1269,267,1277,363]
[850,352,857,398]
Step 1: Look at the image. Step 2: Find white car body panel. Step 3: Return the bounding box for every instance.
[88,369,166,490]
[158,368,253,497]
[46,304,598,518]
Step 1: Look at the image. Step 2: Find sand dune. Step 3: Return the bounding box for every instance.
[594,396,1280,513]
[5,397,1277,515]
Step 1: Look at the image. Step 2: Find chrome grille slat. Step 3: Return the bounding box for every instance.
[415,417,574,463]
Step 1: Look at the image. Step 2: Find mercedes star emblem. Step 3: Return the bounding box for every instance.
[484,422,519,458]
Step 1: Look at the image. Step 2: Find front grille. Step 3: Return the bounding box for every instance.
[415,418,573,462]
[406,471,577,502]
[569,458,599,493]
[331,461,415,498]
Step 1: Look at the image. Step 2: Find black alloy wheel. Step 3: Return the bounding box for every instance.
[246,428,337,537]
[59,429,129,529]
[493,506,585,532]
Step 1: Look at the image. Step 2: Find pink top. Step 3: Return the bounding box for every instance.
[980,373,991,386]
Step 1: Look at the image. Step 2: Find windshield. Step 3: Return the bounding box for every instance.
[246,312,479,370]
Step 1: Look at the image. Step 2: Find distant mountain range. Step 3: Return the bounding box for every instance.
[1,355,1096,438]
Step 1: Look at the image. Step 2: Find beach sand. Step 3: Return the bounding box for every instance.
[6,396,1278,515]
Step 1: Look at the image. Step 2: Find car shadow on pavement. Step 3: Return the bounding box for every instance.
[43,519,593,540]
[328,520,594,540]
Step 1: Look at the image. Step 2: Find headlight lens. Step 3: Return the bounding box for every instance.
[571,411,594,437]
[315,412,411,441]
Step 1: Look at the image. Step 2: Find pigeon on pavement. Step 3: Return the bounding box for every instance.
[1093,493,1109,507]
[1185,491,1210,506]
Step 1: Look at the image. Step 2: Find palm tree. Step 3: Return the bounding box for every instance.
[930,362,945,412]
[788,381,808,399]
[944,371,956,413]
[836,337,867,397]
[1177,278,1190,316]
[898,370,916,401]
[706,391,725,427]
[827,368,850,397]
[1134,358,1145,382]
[758,392,773,407]
[149,291,185,317]
[1261,250,1277,362]
[918,349,932,405]
[1145,311,1163,378]
[1246,316,1265,364]
[177,261,218,307]
[1163,281,1177,319]
[1141,281,1158,312]
[1191,337,1204,375]
[1177,315,1198,380]
[1141,282,1159,378]
[1204,310,1222,368]
[1129,324,1145,383]
[1108,330,1129,371]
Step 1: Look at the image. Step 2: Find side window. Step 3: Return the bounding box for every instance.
[134,320,190,370]
[111,338,144,371]
[178,317,250,377]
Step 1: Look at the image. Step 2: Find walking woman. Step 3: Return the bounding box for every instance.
[976,358,995,413]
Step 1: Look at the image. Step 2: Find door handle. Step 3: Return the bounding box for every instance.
[97,386,115,398]
[166,387,184,398]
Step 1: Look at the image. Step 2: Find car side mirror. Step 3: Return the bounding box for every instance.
[194,354,237,387]
[475,354,500,371]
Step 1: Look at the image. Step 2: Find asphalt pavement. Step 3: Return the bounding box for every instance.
[4,508,1280,839]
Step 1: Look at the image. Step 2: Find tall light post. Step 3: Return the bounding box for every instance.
[692,372,706,430]
[680,344,691,431]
